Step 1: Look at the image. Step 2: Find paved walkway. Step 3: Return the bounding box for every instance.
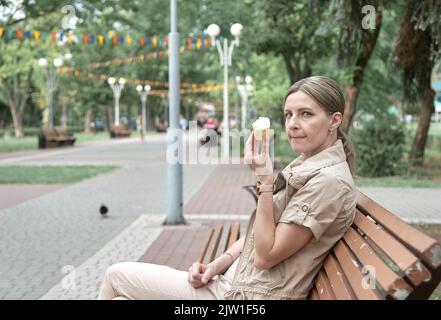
[0,135,440,300]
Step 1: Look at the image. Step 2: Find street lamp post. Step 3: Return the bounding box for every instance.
[108,77,126,125]
[236,75,253,131]
[39,57,64,129]
[164,0,185,225]
[136,84,151,141]
[207,22,243,158]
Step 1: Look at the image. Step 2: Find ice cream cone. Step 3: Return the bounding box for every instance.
[252,117,270,141]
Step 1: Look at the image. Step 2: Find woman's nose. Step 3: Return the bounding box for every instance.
[287,117,300,130]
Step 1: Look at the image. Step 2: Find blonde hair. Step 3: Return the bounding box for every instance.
[284,76,356,177]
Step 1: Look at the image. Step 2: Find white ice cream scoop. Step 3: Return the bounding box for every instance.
[252,117,270,140]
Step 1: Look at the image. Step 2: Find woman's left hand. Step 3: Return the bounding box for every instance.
[244,130,274,184]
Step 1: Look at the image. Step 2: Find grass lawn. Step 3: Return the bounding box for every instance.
[0,136,37,153]
[355,159,441,188]
[0,131,112,154]
[0,165,119,184]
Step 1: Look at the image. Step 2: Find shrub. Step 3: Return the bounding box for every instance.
[351,113,406,177]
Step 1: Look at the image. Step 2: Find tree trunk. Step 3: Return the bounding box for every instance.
[282,54,296,85]
[10,107,24,138]
[84,108,93,133]
[1,69,32,138]
[61,103,68,129]
[342,85,361,132]
[105,105,114,131]
[410,87,435,166]
[341,10,382,133]
[282,54,312,85]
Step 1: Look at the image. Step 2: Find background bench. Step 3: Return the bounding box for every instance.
[110,124,131,138]
[199,188,441,300]
[38,127,76,149]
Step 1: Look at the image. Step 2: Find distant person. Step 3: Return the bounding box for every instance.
[136,114,144,141]
[179,114,189,130]
[98,76,357,300]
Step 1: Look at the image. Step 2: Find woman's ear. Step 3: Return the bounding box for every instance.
[329,112,342,131]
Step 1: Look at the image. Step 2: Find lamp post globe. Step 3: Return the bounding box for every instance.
[53,58,63,68]
[38,58,48,68]
[207,23,220,38]
[230,23,243,37]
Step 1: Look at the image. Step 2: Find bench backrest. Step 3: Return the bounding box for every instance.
[113,124,128,131]
[308,190,441,300]
[54,128,72,137]
[41,128,58,139]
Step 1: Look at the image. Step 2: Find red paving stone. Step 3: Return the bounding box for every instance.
[183,164,256,215]
[0,184,66,210]
[138,219,248,271]
[140,164,256,269]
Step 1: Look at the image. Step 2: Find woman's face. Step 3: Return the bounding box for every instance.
[284,91,341,159]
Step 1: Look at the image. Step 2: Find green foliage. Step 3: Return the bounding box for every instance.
[351,113,406,177]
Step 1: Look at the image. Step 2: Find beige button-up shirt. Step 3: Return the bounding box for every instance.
[225,139,356,300]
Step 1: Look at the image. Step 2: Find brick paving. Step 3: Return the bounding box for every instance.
[183,164,256,215]
[0,184,65,210]
[138,218,249,271]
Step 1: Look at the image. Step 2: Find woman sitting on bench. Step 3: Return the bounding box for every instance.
[98,76,357,300]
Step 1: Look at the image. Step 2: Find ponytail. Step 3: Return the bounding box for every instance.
[337,128,356,178]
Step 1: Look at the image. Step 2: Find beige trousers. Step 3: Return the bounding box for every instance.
[98,259,238,300]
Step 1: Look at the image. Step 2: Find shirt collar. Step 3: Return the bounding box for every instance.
[277,139,347,190]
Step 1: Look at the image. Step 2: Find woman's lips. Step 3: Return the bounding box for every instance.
[289,135,306,141]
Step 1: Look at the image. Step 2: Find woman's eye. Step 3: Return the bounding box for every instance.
[302,112,313,117]
[284,113,292,119]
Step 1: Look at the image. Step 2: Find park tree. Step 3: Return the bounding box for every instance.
[320,0,383,132]
[394,0,441,165]
[249,0,329,84]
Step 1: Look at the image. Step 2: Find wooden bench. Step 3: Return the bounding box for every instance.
[38,127,76,149]
[198,222,241,265]
[110,124,131,138]
[199,188,441,300]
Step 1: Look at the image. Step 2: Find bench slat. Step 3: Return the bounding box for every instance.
[343,227,413,299]
[315,271,336,300]
[356,191,441,269]
[197,228,214,264]
[353,211,432,286]
[202,225,223,264]
[333,241,381,300]
[225,222,240,252]
[323,254,355,299]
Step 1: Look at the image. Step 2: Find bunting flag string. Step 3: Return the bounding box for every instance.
[83,41,209,70]
[57,67,232,92]
[0,26,212,49]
